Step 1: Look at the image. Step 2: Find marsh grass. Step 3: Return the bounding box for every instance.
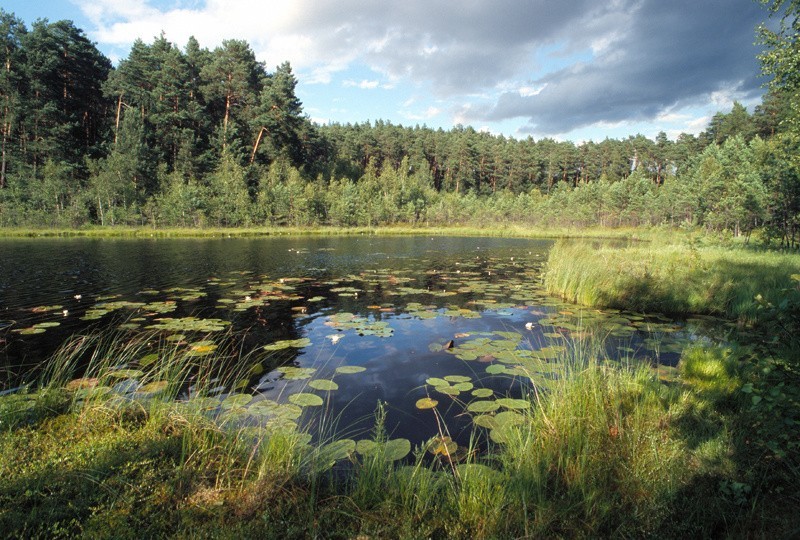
[1,323,792,538]
[544,239,800,321]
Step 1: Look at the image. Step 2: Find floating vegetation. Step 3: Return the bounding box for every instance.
[308,379,338,391]
[335,365,366,374]
[288,393,324,407]
[147,317,230,333]
[4,237,721,460]
[187,340,218,356]
[263,337,312,351]
[415,397,438,409]
[277,366,316,380]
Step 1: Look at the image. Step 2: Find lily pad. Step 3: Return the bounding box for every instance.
[308,379,339,391]
[137,380,169,394]
[496,398,530,410]
[277,366,316,380]
[467,400,500,413]
[221,393,253,409]
[415,397,439,409]
[335,365,366,374]
[471,388,494,398]
[263,337,312,351]
[289,393,324,407]
[444,375,471,383]
[384,438,411,461]
[427,435,458,456]
[318,439,356,462]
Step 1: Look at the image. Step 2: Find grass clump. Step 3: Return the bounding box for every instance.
[544,239,800,321]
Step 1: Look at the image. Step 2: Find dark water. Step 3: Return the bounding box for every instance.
[0,235,712,451]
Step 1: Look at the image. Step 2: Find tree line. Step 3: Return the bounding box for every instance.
[0,7,798,247]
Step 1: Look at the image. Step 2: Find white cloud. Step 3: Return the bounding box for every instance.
[344,79,381,89]
[72,0,767,139]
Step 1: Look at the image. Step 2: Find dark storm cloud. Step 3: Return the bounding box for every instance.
[477,0,767,134]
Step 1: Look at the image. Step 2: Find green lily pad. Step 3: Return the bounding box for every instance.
[485,364,506,375]
[425,377,449,387]
[444,375,471,383]
[335,365,366,374]
[107,368,144,379]
[278,366,316,380]
[263,337,312,351]
[221,393,253,409]
[137,380,169,394]
[415,397,438,409]
[496,398,530,410]
[467,400,500,413]
[308,379,339,391]
[473,414,497,429]
[318,439,356,462]
[355,439,377,455]
[384,438,411,461]
[471,388,494,398]
[289,393,324,407]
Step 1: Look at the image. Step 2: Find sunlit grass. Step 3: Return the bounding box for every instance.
[544,239,800,321]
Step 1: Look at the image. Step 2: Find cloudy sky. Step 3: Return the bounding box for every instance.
[5,0,772,141]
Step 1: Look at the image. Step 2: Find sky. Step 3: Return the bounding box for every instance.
[3,0,774,142]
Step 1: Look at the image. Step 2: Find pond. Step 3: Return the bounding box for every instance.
[0,235,718,455]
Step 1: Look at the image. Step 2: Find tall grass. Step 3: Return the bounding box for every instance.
[544,239,800,321]
[1,326,781,538]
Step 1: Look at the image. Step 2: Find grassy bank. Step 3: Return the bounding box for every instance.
[544,239,800,321]
[2,329,794,538]
[0,223,665,241]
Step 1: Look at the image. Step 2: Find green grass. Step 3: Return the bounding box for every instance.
[0,223,668,241]
[3,328,793,538]
[544,239,800,321]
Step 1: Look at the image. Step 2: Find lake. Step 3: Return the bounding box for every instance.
[0,235,714,452]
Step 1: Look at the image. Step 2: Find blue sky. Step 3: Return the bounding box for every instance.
[4,0,771,142]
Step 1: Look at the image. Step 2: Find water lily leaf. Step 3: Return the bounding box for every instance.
[308,379,339,391]
[289,392,324,407]
[278,366,316,380]
[472,414,497,429]
[485,365,506,375]
[496,398,530,410]
[263,337,312,350]
[494,410,526,427]
[436,385,462,396]
[444,375,471,383]
[318,439,355,462]
[221,393,253,409]
[427,435,457,456]
[107,368,144,379]
[187,340,218,356]
[356,439,377,455]
[471,388,494,398]
[425,377,449,387]
[335,365,366,374]
[415,397,438,409]
[273,404,303,420]
[34,321,61,328]
[384,438,411,461]
[16,327,46,335]
[452,382,473,392]
[467,400,500,413]
[137,380,169,394]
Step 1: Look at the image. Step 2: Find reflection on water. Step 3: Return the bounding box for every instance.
[0,236,721,450]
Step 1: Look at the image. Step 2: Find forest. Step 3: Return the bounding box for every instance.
[0,7,798,248]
